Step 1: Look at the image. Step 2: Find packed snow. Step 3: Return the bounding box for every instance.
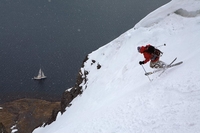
[33,0,200,133]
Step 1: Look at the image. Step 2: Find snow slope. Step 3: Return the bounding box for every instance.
[33,0,200,133]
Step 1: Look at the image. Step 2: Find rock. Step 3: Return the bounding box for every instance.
[0,122,8,133]
[60,55,89,113]
[0,98,60,133]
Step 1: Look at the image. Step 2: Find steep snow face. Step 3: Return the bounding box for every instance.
[33,0,200,133]
[135,0,200,28]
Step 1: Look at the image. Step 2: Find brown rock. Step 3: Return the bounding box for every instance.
[0,122,8,133]
[0,98,60,133]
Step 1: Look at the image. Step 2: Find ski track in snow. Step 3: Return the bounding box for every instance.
[33,0,200,133]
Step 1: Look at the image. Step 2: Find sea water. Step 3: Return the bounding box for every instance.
[0,0,170,104]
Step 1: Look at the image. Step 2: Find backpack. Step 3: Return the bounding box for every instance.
[146,45,163,58]
[146,45,155,53]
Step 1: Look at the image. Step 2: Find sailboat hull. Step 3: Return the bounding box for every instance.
[33,76,47,80]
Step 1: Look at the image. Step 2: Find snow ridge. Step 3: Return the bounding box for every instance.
[175,8,200,17]
[135,0,200,28]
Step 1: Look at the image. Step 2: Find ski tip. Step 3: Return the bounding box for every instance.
[145,72,152,76]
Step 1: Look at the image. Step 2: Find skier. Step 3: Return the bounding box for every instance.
[137,44,166,68]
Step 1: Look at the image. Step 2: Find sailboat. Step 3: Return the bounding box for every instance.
[33,68,47,80]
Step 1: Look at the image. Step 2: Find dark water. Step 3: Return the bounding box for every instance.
[0,0,170,104]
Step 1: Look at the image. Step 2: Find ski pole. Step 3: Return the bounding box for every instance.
[141,65,152,82]
[156,43,166,48]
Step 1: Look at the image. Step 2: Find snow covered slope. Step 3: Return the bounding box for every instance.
[33,0,200,133]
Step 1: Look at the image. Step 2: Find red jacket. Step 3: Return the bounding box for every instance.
[139,45,159,63]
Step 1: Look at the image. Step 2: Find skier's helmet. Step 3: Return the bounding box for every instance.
[137,46,141,52]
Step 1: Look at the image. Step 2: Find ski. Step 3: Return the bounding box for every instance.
[145,69,162,76]
[145,58,182,76]
[158,61,183,76]
[158,57,177,76]
[169,61,183,67]
[167,57,177,67]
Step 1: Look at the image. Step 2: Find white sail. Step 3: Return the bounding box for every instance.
[33,68,47,80]
[41,71,46,79]
[38,69,42,76]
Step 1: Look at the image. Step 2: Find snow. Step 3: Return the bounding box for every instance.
[11,124,18,133]
[33,0,200,133]
[11,129,18,133]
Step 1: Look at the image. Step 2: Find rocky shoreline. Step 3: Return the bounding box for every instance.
[0,98,60,133]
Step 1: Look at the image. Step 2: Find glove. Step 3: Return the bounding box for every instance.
[139,61,145,65]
